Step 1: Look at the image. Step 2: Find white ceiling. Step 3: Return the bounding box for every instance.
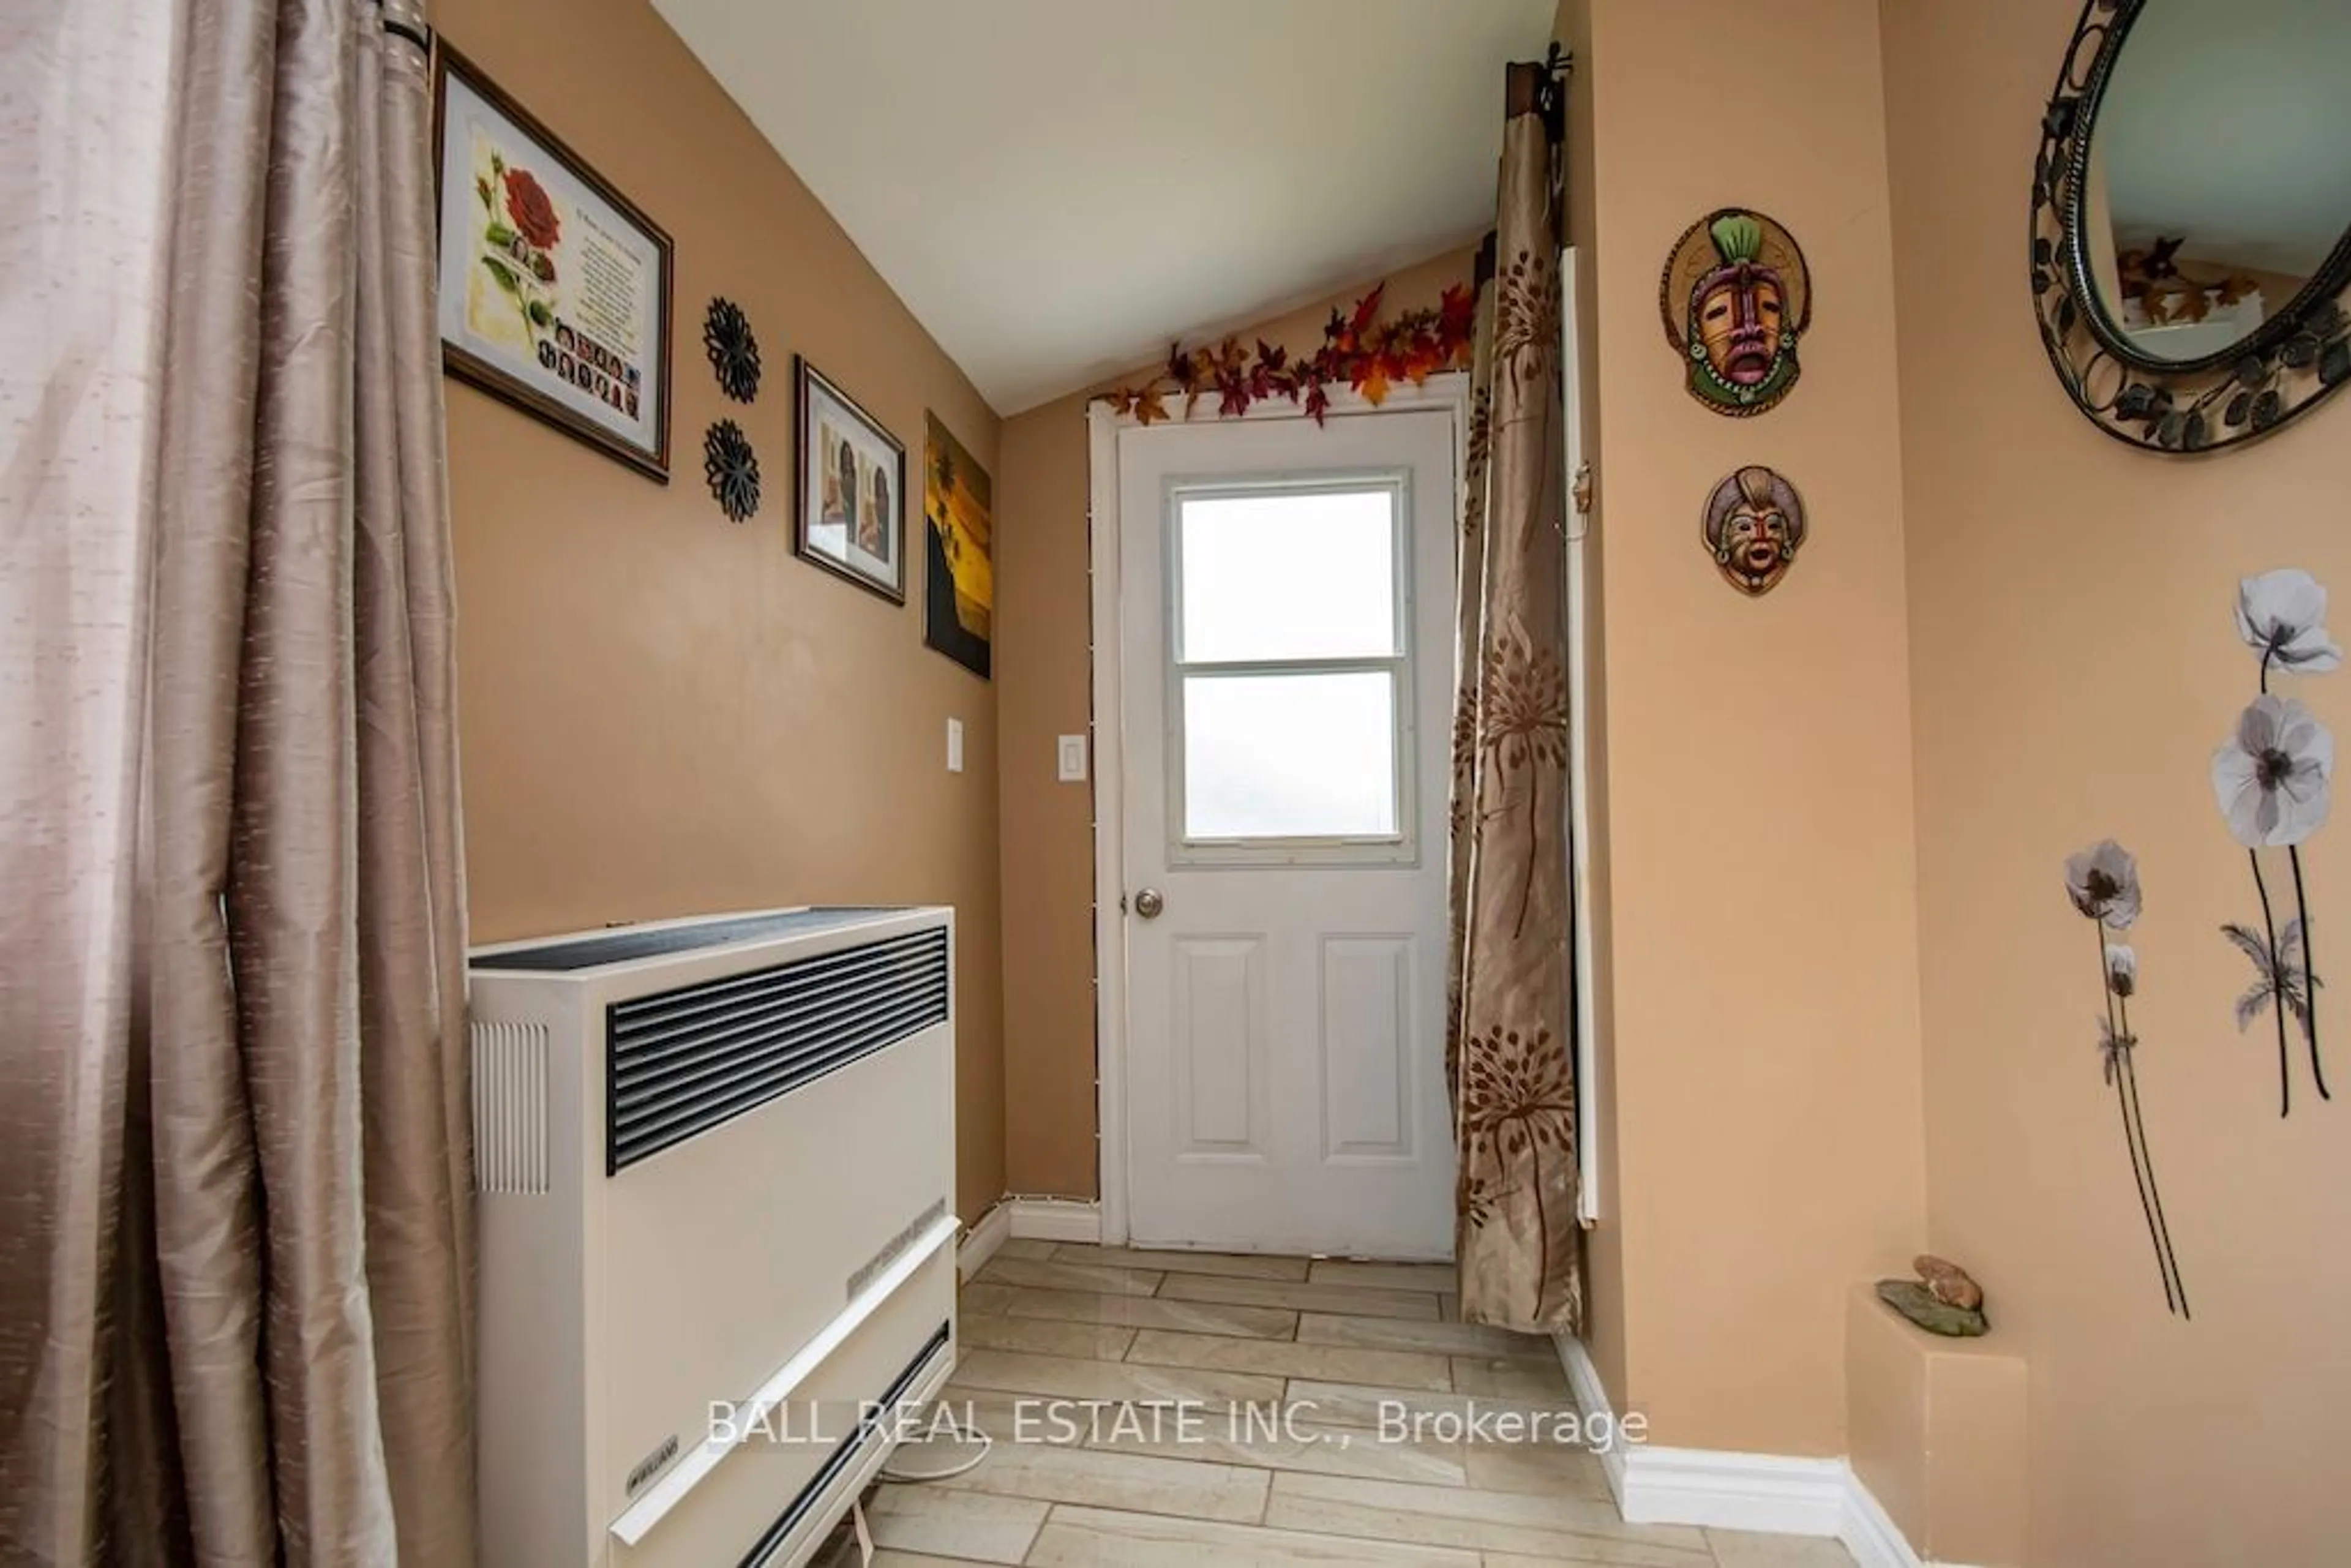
[650,0,1557,414]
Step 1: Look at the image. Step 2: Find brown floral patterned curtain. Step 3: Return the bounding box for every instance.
[1445,61,1578,1334]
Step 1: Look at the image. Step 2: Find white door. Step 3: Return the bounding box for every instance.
[1114,403,1458,1259]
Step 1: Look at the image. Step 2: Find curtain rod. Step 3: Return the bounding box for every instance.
[1531,43,1571,143]
[371,0,431,54]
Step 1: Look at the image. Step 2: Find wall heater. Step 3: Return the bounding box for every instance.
[470,906,959,1568]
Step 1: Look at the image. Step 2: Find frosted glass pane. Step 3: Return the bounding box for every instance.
[1179,490,1397,662]
[1183,673,1398,839]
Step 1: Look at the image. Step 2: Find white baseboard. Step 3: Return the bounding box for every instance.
[1551,1334,1963,1568]
[1840,1473,1936,1568]
[959,1201,1011,1281]
[1007,1198,1102,1245]
[1553,1332,1628,1505]
[1622,1447,1850,1538]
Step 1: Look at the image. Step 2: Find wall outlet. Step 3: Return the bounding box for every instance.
[947,718,964,774]
[1057,734,1088,783]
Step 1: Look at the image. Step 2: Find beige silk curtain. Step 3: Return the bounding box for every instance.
[1445,61,1579,1335]
[1,0,475,1561]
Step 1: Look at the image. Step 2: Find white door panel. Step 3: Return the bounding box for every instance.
[1321,934,1415,1160]
[1116,408,1458,1259]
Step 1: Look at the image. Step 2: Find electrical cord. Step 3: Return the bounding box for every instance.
[876,1405,994,1482]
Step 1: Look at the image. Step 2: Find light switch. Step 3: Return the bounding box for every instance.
[1057,734,1089,783]
[946,718,964,774]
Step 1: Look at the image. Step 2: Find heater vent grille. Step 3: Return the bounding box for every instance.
[473,1021,550,1194]
[606,928,950,1174]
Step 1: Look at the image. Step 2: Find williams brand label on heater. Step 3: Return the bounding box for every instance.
[847,1198,949,1302]
[625,1432,680,1499]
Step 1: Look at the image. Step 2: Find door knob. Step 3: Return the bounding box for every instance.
[1132,888,1165,920]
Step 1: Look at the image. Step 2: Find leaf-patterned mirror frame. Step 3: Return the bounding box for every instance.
[2032,0,2351,454]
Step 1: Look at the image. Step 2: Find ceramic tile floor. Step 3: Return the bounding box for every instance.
[817,1242,1856,1567]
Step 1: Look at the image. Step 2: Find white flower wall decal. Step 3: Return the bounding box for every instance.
[2222,917,2315,1036]
[2104,943,2137,998]
[2211,694,2334,849]
[2064,842,2186,1318]
[2096,1015,2135,1087]
[2218,569,2336,1115]
[2236,568,2344,675]
[2065,839,2143,928]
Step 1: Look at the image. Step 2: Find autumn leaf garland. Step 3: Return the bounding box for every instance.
[1101,281,1479,427]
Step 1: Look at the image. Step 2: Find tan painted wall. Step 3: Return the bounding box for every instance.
[1575,0,1927,1457]
[1883,0,2351,1559]
[992,388,1096,1199]
[438,0,1007,1221]
[1846,1283,2029,1566]
[994,249,1477,1198]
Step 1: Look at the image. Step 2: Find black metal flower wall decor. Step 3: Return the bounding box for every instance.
[703,419,760,522]
[2030,0,2351,452]
[703,296,762,403]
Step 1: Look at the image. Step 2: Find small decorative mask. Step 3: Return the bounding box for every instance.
[1661,209,1811,416]
[1701,466,1805,595]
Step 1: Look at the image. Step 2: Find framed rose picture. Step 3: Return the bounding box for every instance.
[432,44,674,480]
[795,359,907,602]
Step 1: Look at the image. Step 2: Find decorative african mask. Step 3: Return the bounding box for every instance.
[1660,209,1812,416]
[1701,466,1806,595]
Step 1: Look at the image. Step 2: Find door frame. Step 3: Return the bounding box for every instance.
[1084,374,1472,1248]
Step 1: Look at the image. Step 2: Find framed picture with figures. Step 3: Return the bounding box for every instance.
[795,359,907,603]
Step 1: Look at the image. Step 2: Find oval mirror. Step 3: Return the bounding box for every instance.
[2033,0,2351,451]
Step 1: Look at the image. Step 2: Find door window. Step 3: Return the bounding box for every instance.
[1167,481,1414,863]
